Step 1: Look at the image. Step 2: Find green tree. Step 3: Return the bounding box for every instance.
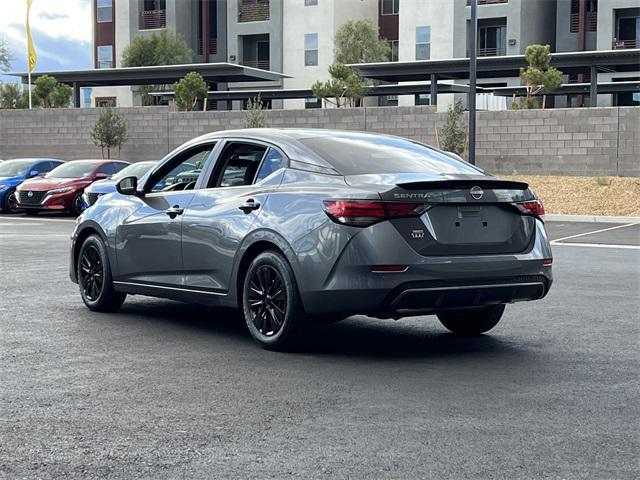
[0,37,11,72]
[32,75,73,108]
[243,94,270,128]
[312,63,370,108]
[519,44,562,109]
[121,29,194,105]
[121,29,193,67]
[439,98,468,157]
[173,71,208,111]
[90,107,128,159]
[334,19,391,64]
[0,83,27,109]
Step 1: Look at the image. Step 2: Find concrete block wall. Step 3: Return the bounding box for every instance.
[0,105,638,176]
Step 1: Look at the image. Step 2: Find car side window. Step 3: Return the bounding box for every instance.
[255,148,286,182]
[112,162,127,174]
[96,163,115,176]
[146,143,215,193]
[208,142,267,188]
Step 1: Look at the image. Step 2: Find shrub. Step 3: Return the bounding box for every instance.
[173,71,208,111]
[90,107,128,159]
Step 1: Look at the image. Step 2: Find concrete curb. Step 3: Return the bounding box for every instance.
[546,214,640,224]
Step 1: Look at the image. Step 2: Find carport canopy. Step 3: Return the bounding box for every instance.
[348,49,640,105]
[9,63,291,107]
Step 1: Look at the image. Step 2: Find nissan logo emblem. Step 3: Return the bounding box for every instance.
[27,191,34,198]
[470,186,484,200]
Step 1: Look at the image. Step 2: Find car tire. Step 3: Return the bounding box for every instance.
[77,234,126,313]
[1,189,19,214]
[242,250,307,350]
[437,304,506,335]
[71,192,84,216]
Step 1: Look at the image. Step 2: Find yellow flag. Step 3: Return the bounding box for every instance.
[26,0,37,72]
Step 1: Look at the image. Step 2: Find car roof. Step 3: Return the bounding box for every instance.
[4,158,64,162]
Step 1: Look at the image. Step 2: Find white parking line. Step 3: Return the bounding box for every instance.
[550,223,638,244]
[552,242,640,250]
[0,216,75,223]
[0,222,43,226]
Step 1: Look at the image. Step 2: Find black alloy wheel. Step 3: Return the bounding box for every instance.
[79,244,104,302]
[242,250,307,350]
[71,192,84,216]
[248,265,287,337]
[4,190,19,214]
[77,235,126,312]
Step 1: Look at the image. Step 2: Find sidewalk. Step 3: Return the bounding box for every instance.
[546,214,640,224]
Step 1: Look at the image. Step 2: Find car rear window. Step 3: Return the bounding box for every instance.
[298,135,480,175]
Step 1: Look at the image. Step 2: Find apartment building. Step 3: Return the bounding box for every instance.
[90,0,638,109]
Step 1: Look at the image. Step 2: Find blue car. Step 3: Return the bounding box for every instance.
[0,158,64,213]
[82,161,197,209]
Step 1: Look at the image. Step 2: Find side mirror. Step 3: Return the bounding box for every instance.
[116,176,139,196]
[28,170,39,178]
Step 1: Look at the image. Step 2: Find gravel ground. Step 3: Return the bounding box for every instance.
[0,217,639,479]
[503,175,640,217]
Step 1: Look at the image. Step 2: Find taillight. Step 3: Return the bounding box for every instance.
[322,200,428,227]
[516,199,545,221]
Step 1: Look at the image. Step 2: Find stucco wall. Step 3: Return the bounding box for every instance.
[0,106,638,176]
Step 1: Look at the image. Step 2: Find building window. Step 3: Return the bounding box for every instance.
[305,33,318,66]
[416,26,431,60]
[305,97,321,109]
[304,0,317,5]
[97,0,113,23]
[381,0,399,15]
[415,94,430,106]
[478,24,507,56]
[95,97,116,107]
[97,45,113,69]
[390,40,399,61]
[614,15,640,49]
[140,0,167,29]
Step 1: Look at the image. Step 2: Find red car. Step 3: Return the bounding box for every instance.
[16,159,129,215]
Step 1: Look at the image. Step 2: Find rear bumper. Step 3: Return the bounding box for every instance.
[298,218,553,317]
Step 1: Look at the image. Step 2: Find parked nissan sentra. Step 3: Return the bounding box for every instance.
[17,159,129,215]
[69,129,553,350]
[0,158,64,213]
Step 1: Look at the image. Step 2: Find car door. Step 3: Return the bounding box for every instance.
[115,142,217,286]
[181,141,287,293]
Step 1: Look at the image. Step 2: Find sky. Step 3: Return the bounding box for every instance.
[1,0,92,84]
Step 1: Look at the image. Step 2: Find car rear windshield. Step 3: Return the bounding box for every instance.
[298,135,480,175]
[47,162,97,179]
[0,160,33,177]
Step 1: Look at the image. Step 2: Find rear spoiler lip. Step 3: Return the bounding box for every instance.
[397,179,529,191]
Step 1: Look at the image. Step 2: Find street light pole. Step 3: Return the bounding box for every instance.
[468,0,478,165]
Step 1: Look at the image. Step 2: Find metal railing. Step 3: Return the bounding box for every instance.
[198,38,218,55]
[467,0,508,5]
[238,1,270,22]
[140,9,166,29]
[241,59,270,70]
[569,12,597,33]
[475,46,506,57]
[612,39,638,49]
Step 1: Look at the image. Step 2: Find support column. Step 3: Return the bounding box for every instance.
[590,65,598,107]
[73,82,81,108]
[468,0,478,165]
[430,73,438,106]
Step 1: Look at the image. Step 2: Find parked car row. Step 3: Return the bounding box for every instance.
[0,158,130,215]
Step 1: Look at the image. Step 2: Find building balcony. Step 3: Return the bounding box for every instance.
[238,0,270,23]
[198,38,218,55]
[241,59,270,70]
[140,9,166,30]
[612,39,638,49]
[570,11,597,33]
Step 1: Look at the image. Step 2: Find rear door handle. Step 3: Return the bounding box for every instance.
[165,205,184,218]
[239,199,261,214]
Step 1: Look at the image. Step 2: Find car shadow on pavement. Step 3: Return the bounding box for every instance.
[118,300,516,360]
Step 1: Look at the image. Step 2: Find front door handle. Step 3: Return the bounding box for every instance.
[239,199,261,214]
[165,205,184,219]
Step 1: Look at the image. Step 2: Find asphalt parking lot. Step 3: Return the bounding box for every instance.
[1,215,638,479]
